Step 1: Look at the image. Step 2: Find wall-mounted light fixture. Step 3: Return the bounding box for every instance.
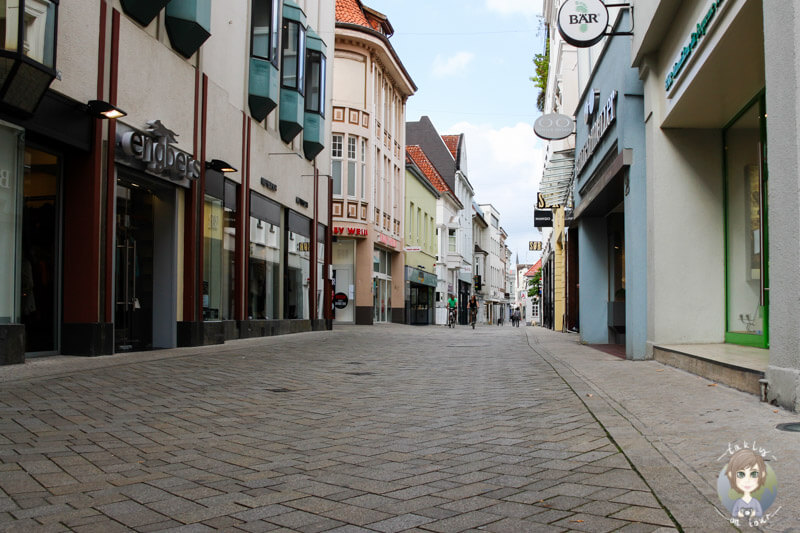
[206,159,237,173]
[296,197,309,208]
[87,100,127,119]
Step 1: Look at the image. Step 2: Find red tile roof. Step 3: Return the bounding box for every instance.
[336,0,393,35]
[442,135,459,160]
[524,259,542,277]
[336,0,370,27]
[407,145,452,194]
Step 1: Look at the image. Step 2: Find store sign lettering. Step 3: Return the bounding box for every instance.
[119,120,201,181]
[665,0,726,91]
[378,233,398,248]
[333,226,368,236]
[557,0,609,48]
[575,90,617,177]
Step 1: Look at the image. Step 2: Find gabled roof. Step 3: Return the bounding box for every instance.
[406,146,450,194]
[406,116,456,191]
[442,135,459,160]
[524,259,542,277]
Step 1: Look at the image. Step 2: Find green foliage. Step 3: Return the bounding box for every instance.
[527,270,542,298]
[530,38,550,112]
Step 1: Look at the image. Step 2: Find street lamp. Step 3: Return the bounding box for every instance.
[0,0,59,114]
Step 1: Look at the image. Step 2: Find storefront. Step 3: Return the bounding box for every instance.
[572,8,646,358]
[0,88,97,363]
[633,0,767,357]
[405,266,436,325]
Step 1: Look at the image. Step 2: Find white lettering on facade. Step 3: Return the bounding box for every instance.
[575,90,618,178]
[119,121,201,181]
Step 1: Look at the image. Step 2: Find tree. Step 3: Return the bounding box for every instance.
[530,38,550,112]
[527,270,542,298]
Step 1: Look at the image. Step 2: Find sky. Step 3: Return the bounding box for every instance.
[364,0,547,266]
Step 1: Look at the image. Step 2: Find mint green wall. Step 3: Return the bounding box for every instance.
[405,168,438,272]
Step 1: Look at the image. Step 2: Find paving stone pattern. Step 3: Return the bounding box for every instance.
[0,325,682,532]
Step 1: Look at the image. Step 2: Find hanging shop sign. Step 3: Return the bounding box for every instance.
[534,209,553,227]
[533,113,574,140]
[537,192,560,209]
[557,0,609,48]
[665,0,728,92]
[333,226,368,237]
[117,120,201,182]
[574,90,617,177]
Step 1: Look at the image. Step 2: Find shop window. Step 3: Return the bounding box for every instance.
[203,178,237,321]
[724,95,768,347]
[249,192,282,320]
[0,123,23,327]
[331,133,342,196]
[286,210,310,319]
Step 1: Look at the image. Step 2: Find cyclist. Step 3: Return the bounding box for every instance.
[447,295,457,328]
[468,294,478,329]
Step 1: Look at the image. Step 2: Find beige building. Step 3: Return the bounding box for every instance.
[330,0,416,324]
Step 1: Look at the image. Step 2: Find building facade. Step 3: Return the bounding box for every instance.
[403,154,439,325]
[1,0,334,364]
[632,0,800,409]
[407,117,474,324]
[472,201,489,323]
[330,0,416,325]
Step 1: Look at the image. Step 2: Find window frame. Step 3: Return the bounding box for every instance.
[280,18,306,93]
[250,0,281,67]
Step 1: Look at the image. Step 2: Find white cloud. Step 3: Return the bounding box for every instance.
[432,52,475,78]
[485,0,543,17]
[444,120,546,264]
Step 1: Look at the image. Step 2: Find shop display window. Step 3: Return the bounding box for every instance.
[724,95,768,347]
[0,122,24,325]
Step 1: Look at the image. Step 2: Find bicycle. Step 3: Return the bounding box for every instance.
[448,307,456,328]
[470,308,477,329]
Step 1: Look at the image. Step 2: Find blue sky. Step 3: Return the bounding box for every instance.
[364,0,547,265]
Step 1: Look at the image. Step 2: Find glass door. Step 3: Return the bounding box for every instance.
[21,147,60,355]
[115,181,155,351]
[724,94,768,348]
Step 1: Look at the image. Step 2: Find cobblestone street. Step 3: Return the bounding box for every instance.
[0,324,763,532]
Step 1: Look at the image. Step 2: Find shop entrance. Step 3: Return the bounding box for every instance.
[332,266,354,322]
[115,175,177,352]
[21,147,60,355]
[115,182,154,351]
